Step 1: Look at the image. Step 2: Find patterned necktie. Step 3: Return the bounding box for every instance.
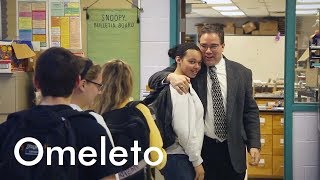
[208,66,227,139]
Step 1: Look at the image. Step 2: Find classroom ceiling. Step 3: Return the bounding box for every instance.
[186,0,320,18]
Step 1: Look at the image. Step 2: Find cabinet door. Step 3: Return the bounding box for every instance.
[273,156,284,176]
[260,134,272,155]
[0,76,15,113]
[247,154,273,176]
[273,135,284,156]
[260,114,273,134]
[273,114,284,135]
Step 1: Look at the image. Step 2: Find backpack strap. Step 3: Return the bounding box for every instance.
[126,100,142,108]
[84,109,95,113]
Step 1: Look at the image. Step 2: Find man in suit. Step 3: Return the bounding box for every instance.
[148,24,261,180]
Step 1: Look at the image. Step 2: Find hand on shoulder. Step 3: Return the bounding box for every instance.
[167,73,190,94]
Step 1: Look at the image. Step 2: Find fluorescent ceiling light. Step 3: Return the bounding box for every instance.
[212,6,239,11]
[297,0,320,3]
[204,0,232,5]
[296,10,317,15]
[296,4,320,9]
[220,11,245,16]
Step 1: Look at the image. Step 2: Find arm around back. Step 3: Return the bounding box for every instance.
[148,65,176,90]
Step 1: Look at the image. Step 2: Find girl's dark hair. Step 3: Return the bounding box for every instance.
[168,43,201,60]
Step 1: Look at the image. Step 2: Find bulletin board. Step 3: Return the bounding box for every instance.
[16,0,82,49]
[49,0,81,49]
[223,36,285,82]
[87,9,140,100]
[16,0,48,48]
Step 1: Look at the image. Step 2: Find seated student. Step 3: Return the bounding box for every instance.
[70,57,119,180]
[157,43,205,180]
[93,59,167,180]
[0,47,117,180]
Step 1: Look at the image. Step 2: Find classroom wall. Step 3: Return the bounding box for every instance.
[139,0,170,98]
[223,36,285,82]
[6,0,171,99]
[6,0,132,55]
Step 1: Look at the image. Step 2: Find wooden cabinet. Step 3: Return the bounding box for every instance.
[260,134,272,155]
[273,114,284,135]
[273,156,284,176]
[248,97,284,179]
[0,72,33,123]
[248,154,273,176]
[259,114,273,134]
[273,135,284,156]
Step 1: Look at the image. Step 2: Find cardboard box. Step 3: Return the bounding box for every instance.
[259,21,278,35]
[12,43,35,60]
[0,42,36,72]
[235,27,243,35]
[225,22,235,27]
[224,26,235,34]
[11,43,36,72]
[306,68,320,87]
[242,21,256,34]
[252,30,260,35]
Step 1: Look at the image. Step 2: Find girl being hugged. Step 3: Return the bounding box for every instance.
[161,43,205,180]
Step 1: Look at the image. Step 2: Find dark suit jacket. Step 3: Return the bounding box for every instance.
[148,57,261,173]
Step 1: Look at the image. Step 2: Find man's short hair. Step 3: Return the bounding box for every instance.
[34,47,80,98]
[198,23,225,44]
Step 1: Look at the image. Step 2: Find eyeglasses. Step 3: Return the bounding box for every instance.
[199,44,221,51]
[85,79,103,91]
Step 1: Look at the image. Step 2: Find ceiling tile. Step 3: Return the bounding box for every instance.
[192,8,224,17]
[192,3,211,8]
[191,0,287,17]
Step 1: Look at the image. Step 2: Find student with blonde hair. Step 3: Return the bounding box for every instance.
[94,59,167,180]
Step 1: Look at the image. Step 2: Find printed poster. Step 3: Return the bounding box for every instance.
[17,0,47,48]
[49,0,81,49]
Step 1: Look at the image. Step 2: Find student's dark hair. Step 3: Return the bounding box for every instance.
[35,47,80,97]
[198,23,224,44]
[168,42,201,60]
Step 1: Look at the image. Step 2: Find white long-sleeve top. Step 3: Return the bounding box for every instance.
[166,84,204,167]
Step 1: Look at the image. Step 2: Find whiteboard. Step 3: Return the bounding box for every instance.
[223,36,285,82]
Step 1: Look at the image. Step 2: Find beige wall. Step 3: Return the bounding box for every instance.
[6,0,132,55]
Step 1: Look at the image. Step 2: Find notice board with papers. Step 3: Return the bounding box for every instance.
[87,9,140,100]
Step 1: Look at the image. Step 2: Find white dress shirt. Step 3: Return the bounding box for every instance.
[204,57,228,142]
